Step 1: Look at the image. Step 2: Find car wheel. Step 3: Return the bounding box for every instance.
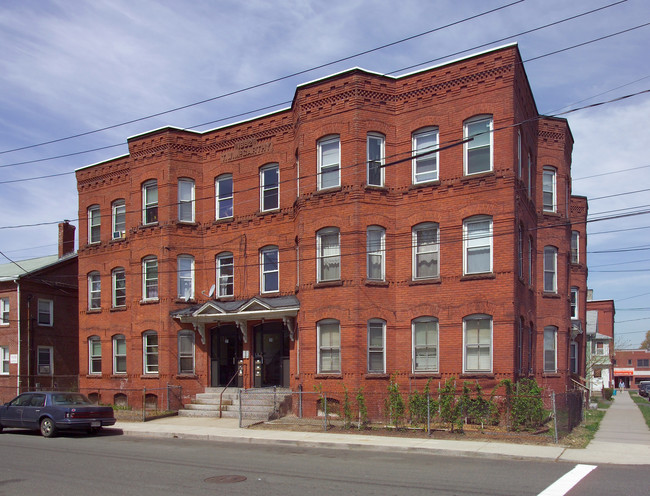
[0,424,3,433]
[40,417,57,438]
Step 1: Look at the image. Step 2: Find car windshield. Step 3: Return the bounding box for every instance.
[51,393,92,406]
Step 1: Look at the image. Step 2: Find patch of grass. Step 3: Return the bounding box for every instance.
[629,392,650,429]
[561,409,606,449]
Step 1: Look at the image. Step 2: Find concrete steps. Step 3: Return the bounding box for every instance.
[178,388,292,421]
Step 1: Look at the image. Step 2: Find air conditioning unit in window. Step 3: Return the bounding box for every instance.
[113,230,125,239]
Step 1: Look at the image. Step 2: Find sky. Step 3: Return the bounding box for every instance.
[0,0,648,347]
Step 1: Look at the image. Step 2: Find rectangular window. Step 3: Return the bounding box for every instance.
[37,346,53,375]
[88,272,101,310]
[544,326,557,372]
[112,199,126,239]
[527,153,533,197]
[571,231,579,264]
[216,175,233,219]
[317,228,340,282]
[143,257,159,300]
[261,164,279,211]
[88,205,101,244]
[113,335,126,374]
[1,346,9,374]
[178,332,195,374]
[412,128,438,183]
[178,178,195,222]
[518,225,524,279]
[177,255,194,300]
[570,287,579,319]
[517,129,522,178]
[216,253,234,297]
[37,299,53,326]
[366,227,385,281]
[367,320,385,373]
[112,268,126,307]
[89,337,101,374]
[464,217,492,275]
[412,223,439,279]
[465,116,492,175]
[143,332,158,374]
[638,359,650,368]
[570,342,578,374]
[261,247,279,293]
[318,136,340,190]
[318,320,340,373]
[0,298,9,325]
[464,316,492,373]
[528,236,533,285]
[543,167,556,212]
[143,180,158,224]
[543,246,557,293]
[367,134,384,187]
[413,318,438,372]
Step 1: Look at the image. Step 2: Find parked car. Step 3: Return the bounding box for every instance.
[638,383,650,397]
[0,392,116,438]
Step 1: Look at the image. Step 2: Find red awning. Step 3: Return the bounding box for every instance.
[614,369,634,376]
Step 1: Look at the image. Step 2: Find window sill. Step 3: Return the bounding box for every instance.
[110,306,127,312]
[314,374,342,379]
[140,299,160,305]
[175,374,198,380]
[315,280,343,289]
[542,292,561,299]
[542,372,560,378]
[462,170,494,180]
[174,298,196,304]
[460,373,494,379]
[140,374,160,379]
[409,180,440,190]
[365,373,390,379]
[86,308,102,314]
[257,208,280,216]
[365,280,389,287]
[460,273,495,281]
[110,237,126,243]
[176,220,198,227]
[409,278,441,286]
[314,186,342,196]
[85,374,102,379]
[365,184,387,191]
[110,374,127,378]
[213,217,234,225]
[410,373,441,378]
[542,210,561,217]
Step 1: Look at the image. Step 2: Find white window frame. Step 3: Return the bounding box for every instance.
[463,315,492,373]
[317,135,340,190]
[260,163,279,212]
[88,205,101,244]
[463,216,493,275]
[178,330,195,374]
[142,180,158,225]
[570,287,579,319]
[543,167,557,212]
[37,346,53,375]
[260,246,279,293]
[570,341,578,374]
[88,336,102,375]
[0,298,9,325]
[37,299,53,326]
[367,133,385,187]
[543,246,557,293]
[88,271,101,310]
[142,256,159,301]
[571,231,579,264]
[112,267,126,308]
[112,199,126,239]
[177,255,195,300]
[544,326,557,372]
[143,331,159,375]
[1,346,9,374]
[318,319,341,374]
[178,178,195,223]
[216,252,234,298]
[412,222,439,280]
[412,317,439,373]
[366,226,385,281]
[412,127,439,184]
[113,334,127,375]
[317,227,341,282]
[464,115,493,175]
[216,174,234,219]
[367,319,385,374]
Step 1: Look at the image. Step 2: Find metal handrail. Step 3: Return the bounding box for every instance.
[219,367,241,418]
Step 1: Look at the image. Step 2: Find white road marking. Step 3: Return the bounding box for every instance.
[537,464,597,496]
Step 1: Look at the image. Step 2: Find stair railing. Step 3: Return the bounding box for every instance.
[219,365,242,418]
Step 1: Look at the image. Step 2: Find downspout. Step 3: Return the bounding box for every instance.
[15,280,20,395]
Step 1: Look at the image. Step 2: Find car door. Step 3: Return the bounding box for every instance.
[1,394,32,427]
[20,393,46,429]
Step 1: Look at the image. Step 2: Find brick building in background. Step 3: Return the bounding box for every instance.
[0,222,78,403]
[585,294,615,393]
[75,43,588,409]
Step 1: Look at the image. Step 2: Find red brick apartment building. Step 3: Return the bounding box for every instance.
[0,223,78,403]
[614,349,650,388]
[75,44,587,409]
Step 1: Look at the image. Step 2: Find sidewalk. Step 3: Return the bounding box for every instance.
[114,391,650,465]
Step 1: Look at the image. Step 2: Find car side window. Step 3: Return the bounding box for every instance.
[12,394,32,406]
[30,395,46,407]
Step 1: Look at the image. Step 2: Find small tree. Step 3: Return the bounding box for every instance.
[342,385,353,429]
[385,373,405,428]
[356,387,368,429]
[408,379,433,426]
[439,378,462,432]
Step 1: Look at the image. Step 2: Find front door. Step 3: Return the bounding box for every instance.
[210,325,241,387]
[253,322,289,387]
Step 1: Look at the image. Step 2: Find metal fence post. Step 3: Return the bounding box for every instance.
[427,393,431,436]
[298,384,303,418]
[238,389,243,428]
[323,393,327,432]
[551,391,558,444]
[142,388,146,422]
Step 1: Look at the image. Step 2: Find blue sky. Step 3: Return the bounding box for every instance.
[0,0,648,346]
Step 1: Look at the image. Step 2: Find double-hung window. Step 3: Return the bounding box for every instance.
[318,319,340,373]
[88,271,101,310]
[317,227,340,282]
[463,216,492,275]
[518,224,524,279]
[113,334,126,374]
[216,252,234,297]
[216,174,233,219]
[260,163,279,211]
[464,315,492,373]
[142,180,158,224]
[88,205,101,244]
[367,133,384,187]
[570,342,579,374]
[177,255,194,300]
[0,298,9,325]
[412,223,439,279]
[318,136,340,190]
[142,256,159,300]
[543,326,557,372]
[143,331,158,374]
[412,317,438,373]
[112,267,126,307]
[178,331,195,374]
[367,319,385,374]
[543,246,557,293]
[528,236,533,285]
[89,336,101,374]
[412,128,438,184]
[542,167,556,212]
[366,226,385,281]
[570,287,579,319]
[571,231,579,264]
[112,199,126,239]
[464,115,493,175]
[1,346,9,374]
[37,346,53,375]
[260,246,279,293]
[37,299,53,326]
[178,178,195,222]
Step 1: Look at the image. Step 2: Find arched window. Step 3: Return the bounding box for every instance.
[464,115,493,175]
[463,216,493,275]
[88,271,101,310]
[463,314,492,373]
[216,252,234,297]
[367,319,386,374]
[367,226,385,281]
[88,336,101,375]
[178,178,195,222]
[318,319,340,373]
[178,330,195,374]
[412,127,438,184]
[112,334,126,374]
[142,256,158,300]
[317,135,340,190]
[412,222,439,279]
[317,227,340,282]
[143,331,158,374]
[412,317,438,372]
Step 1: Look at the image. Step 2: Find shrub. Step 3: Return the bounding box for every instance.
[602,388,614,401]
[408,379,435,426]
[384,373,405,428]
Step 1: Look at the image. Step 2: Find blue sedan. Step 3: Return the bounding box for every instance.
[0,392,116,437]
